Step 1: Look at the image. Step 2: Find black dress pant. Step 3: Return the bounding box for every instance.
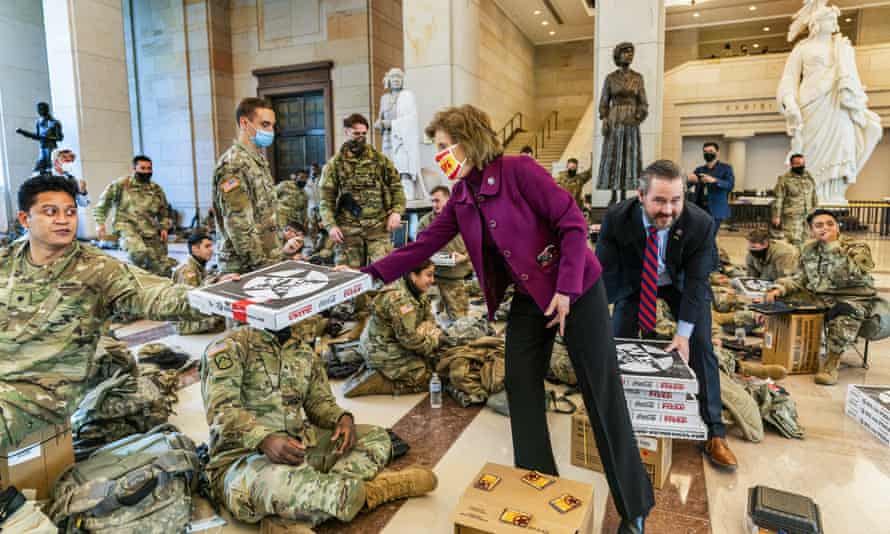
[504,280,655,521]
[612,284,726,438]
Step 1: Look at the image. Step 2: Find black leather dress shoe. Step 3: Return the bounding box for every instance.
[617,516,644,534]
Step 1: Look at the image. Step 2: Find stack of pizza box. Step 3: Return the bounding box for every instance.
[845,384,890,447]
[615,338,707,441]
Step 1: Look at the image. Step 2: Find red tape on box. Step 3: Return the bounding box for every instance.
[231,299,256,323]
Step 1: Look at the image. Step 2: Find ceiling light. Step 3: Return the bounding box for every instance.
[753,43,760,48]
[549,30,556,35]
[763,26,770,31]
[749,5,757,11]
[533,10,541,15]
[845,17,852,22]
[693,12,700,17]
[541,20,549,26]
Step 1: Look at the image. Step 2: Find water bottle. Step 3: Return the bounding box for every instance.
[429,372,442,409]
[735,327,746,345]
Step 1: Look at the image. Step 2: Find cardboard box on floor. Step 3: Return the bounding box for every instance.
[0,424,74,500]
[761,312,822,374]
[570,413,672,490]
[453,462,593,534]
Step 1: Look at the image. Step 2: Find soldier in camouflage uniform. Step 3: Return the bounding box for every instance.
[418,186,472,320]
[745,228,799,281]
[276,170,309,232]
[345,261,442,397]
[212,98,300,274]
[767,209,875,385]
[320,114,405,300]
[555,158,592,211]
[171,233,225,335]
[93,155,177,276]
[0,175,203,449]
[201,324,436,527]
[771,154,818,250]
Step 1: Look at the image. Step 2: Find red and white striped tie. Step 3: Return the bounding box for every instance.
[639,226,659,332]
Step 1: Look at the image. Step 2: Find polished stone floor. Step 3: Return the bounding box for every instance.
[106,233,890,533]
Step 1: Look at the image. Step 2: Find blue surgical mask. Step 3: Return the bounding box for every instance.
[253,127,275,148]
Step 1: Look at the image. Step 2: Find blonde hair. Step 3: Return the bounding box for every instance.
[424,105,503,170]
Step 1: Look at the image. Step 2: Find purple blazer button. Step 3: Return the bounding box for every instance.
[489,220,497,228]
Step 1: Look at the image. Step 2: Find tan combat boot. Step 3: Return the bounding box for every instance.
[260,517,316,534]
[364,467,438,510]
[737,361,788,381]
[814,351,842,386]
[343,365,395,398]
[711,310,736,326]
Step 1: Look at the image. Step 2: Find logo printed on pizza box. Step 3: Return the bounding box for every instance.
[660,383,683,391]
[288,303,314,320]
[664,414,688,424]
[317,294,337,309]
[649,391,672,399]
[663,402,685,411]
[343,283,364,298]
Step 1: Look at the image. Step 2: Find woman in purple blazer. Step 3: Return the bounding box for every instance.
[358,105,653,532]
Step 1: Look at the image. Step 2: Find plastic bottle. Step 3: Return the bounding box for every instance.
[430,372,442,409]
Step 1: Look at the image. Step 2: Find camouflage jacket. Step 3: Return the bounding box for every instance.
[93,175,171,238]
[773,236,875,297]
[276,180,308,228]
[555,168,592,208]
[172,256,223,334]
[319,144,405,230]
[0,241,199,448]
[212,141,283,272]
[362,279,440,360]
[200,327,346,478]
[745,239,799,281]
[772,170,818,218]
[418,211,472,279]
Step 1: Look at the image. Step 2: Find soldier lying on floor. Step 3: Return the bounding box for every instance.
[200,322,437,528]
[0,175,208,449]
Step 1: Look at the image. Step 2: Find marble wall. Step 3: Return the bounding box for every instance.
[535,40,594,131]
[0,1,51,229]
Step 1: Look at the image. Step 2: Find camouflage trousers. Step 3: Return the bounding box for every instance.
[218,425,391,525]
[365,349,432,394]
[173,315,226,336]
[0,381,84,449]
[120,232,176,277]
[335,225,392,313]
[436,278,468,320]
[781,213,809,250]
[712,286,746,313]
[788,291,872,354]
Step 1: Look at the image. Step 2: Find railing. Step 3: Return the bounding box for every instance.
[532,110,559,159]
[727,198,890,237]
[498,112,524,148]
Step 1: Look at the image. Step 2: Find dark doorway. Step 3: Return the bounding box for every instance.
[270,91,327,180]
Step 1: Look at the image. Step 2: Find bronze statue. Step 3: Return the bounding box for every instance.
[596,42,647,204]
[16,102,64,173]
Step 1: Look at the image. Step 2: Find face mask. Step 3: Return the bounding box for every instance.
[253,127,275,148]
[135,172,152,182]
[703,152,717,163]
[435,144,467,181]
[296,181,306,188]
[346,138,365,154]
[750,248,768,259]
[567,169,577,177]
[61,162,75,174]
[791,166,805,175]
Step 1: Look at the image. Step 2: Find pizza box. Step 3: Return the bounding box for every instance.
[615,339,699,395]
[452,462,593,534]
[845,385,890,446]
[432,252,457,266]
[0,424,74,500]
[623,388,689,403]
[628,409,708,437]
[627,395,699,416]
[188,261,372,330]
[732,278,773,299]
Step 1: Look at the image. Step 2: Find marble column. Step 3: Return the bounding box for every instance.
[43,0,133,239]
[726,134,752,191]
[591,0,665,206]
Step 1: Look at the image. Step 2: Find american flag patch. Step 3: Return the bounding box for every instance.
[221,177,240,193]
[399,304,414,315]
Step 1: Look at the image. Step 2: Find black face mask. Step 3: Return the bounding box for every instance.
[791,166,805,175]
[345,138,365,154]
[703,152,717,163]
[296,181,307,189]
[749,248,768,259]
[567,169,577,177]
[135,172,152,182]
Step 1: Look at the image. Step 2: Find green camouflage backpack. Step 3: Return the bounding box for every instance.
[71,370,177,461]
[547,336,577,386]
[49,424,200,534]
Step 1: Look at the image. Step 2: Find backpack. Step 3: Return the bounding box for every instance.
[49,424,200,534]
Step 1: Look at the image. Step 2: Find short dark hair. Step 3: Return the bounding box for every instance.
[789,153,804,163]
[703,142,719,151]
[638,159,683,194]
[188,232,211,248]
[567,158,579,165]
[133,155,152,166]
[430,185,450,197]
[807,208,839,226]
[409,259,434,275]
[18,174,78,212]
[343,113,369,129]
[520,145,534,154]
[746,228,770,244]
[285,221,306,233]
[236,97,272,126]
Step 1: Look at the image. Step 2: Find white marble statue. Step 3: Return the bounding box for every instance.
[777,0,882,204]
[374,68,425,200]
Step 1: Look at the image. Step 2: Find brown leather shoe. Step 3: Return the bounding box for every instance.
[703,437,738,472]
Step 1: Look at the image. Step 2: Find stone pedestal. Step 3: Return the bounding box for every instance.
[43,0,133,239]
[591,0,665,206]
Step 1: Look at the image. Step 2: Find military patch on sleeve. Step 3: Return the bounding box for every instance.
[399,303,414,315]
[214,354,233,370]
[185,271,197,279]
[207,339,230,357]
[221,177,241,193]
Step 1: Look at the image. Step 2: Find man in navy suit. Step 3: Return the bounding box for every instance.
[688,142,734,269]
[596,159,738,472]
